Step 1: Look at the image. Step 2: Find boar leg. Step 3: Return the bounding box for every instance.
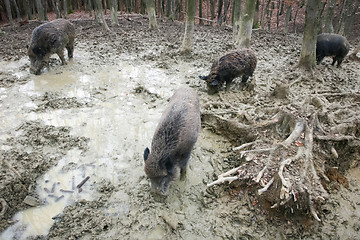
[66,41,74,59]
[57,51,67,65]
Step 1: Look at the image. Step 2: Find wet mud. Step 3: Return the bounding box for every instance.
[0,17,360,239]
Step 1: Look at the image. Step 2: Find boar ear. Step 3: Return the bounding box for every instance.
[211,80,219,86]
[143,147,150,161]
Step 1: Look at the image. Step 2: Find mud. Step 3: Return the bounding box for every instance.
[0,16,360,239]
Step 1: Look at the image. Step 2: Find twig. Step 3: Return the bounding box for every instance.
[207,176,238,187]
[254,166,267,183]
[241,148,275,158]
[315,134,357,141]
[282,119,305,147]
[309,198,321,222]
[77,176,90,189]
[258,177,274,195]
[0,198,7,216]
[233,140,258,151]
[3,160,27,191]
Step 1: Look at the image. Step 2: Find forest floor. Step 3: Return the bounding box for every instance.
[0,15,360,239]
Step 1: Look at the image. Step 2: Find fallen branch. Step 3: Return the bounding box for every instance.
[258,177,274,195]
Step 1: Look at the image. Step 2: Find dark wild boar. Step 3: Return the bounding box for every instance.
[199,48,257,94]
[316,33,350,67]
[27,19,75,75]
[143,87,201,196]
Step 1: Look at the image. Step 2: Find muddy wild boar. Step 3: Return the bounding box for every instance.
[143,87,201,195]
[27,19,75,75]
[199,48,257,94]
[316,33,350,67]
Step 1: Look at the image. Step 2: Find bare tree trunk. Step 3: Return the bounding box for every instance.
[63,0,68,18]
[268,0,274,30]
[236,0,257,48]
[199,0,203,24]
[322,0,337,33]
[298,0,322,70]
[5,0,14,27]
[232,0,242,41]
[35,0,46,20]
[52,0,61,18]
[276,0,281,29]
[110,0,119,25]
[220,0,230,25]
[217,0,223,26]
[94,0,111,31]
[146,0,158,29]
[180,0,196,53]
[210,0,216,24]
[335,0,347,33]
[24,0,33,20]
[261,0,271,29]
[284,4,291,33]
[338,0,359,37]
[252,0,259,28]
[176,0,183,20]
[12,0,21,24]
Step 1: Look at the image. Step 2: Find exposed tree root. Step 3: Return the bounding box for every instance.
[0,198,7,216]
[206,109,359,221]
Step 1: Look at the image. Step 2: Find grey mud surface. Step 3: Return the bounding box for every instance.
[0,17,360,239]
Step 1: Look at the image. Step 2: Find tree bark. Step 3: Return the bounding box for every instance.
[12,0,21,24]
[232,0,242,42]
[63,0,68,18]
[180,0,196,53]
[298,0,322,70]
[210,0,216,24]
[110,0,119,25]
[146,0,158,29]
[322,0,337,33]
[338,0,359,37]
[5,0,14,27]
[284,4,291,33]
[261,0,271,29]
[253,0,259,28]
[236,0,256,48]
[276,0,281,29]
[94,0,111,31]
[217,0,223,26]
[35,0,46,20]
[268,1,274,30]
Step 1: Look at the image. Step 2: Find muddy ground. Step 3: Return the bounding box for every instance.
[0,15,360,239]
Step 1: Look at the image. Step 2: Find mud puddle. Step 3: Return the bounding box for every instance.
[0,47,225,239]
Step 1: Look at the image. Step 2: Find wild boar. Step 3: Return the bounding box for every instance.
[316,33,350,67]
[27,19,75,75]
[199,48,257,94]
[143,87,201,195]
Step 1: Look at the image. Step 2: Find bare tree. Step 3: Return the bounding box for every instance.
[322,0,337,33]
[180,0,196,53]
[298,0,322,70]
[284,3,291,33]
[63,0,68,18]
[110,0,119,25]
[4,0,14,27]
[94,0,111,31]
[232,0,242,41]
[51,0,61,18]
[12,0,21,24]
[253,0,259,28]
[236,0,257,48]
[146,0,158,29]
[337,0,360,37]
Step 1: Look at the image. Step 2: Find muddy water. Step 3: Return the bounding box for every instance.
[0,49,226,239]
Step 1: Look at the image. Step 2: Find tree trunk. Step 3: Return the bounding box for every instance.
[146,0,158,29]
[236,0,256,48]
[276,0,280,29]
[199,0,203,24]
[217,0,223,26]
[322,0,337,33]
[284,4,291,33]
[338,0,359,37]
[24,0,33,20]
[210,0,216,23]
[232,0,242,42]
[268,1,274,30]
[12,0,21,24]
[180,0,196,53]
[335,0,347,33]
[220,0,230,25]
[5,0,14,27]
[36,0,46,20]
[166,0,175,20]
[110,0,119,25]
[253,0,259,28]
[94,0,111,31]
[51,0,61,18]
[63,0,68,18]
[298,0,322,70]
[261,0,271,29]
[176,0,183,20]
